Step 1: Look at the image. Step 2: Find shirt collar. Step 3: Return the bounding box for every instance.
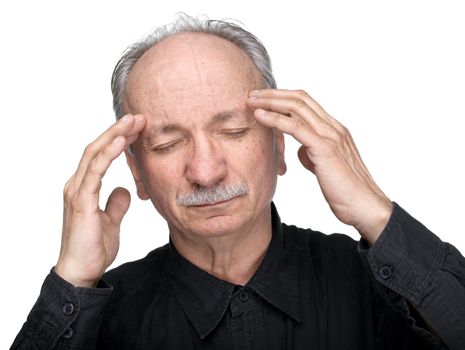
[247,204,301,323]
[167,202,301,339]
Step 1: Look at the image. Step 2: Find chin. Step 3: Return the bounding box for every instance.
[186,214,247,238]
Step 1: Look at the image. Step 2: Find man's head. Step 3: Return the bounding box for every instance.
[111,15,276,120]
[111,15,286,239]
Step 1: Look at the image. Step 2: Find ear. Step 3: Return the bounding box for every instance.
[275,131,287,175]
[124,150,150,200]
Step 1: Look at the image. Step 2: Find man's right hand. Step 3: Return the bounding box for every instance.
[55,114,146,288]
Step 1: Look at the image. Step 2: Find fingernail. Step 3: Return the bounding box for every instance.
[255,108,265,116]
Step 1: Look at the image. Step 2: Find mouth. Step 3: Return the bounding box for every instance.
[189,197,236,208]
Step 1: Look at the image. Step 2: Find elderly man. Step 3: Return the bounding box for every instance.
[12,16,465,349]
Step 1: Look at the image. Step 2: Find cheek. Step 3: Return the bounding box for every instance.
[229,130,278,180]
[252,128,277,162]
[139,156,183,200]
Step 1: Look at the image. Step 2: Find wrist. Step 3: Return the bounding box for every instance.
[54,262,99,288]
[355,200,393,245]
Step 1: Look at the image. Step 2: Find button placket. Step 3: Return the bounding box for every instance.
[61,302,75,339]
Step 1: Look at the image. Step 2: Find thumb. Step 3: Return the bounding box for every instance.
[105,187,131,227]
[298,146,316,174]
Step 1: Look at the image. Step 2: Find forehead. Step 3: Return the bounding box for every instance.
[124,32,261,119]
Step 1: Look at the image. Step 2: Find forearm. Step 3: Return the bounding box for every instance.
[359,203,465,350]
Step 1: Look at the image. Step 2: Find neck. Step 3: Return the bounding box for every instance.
[170,206,272,286]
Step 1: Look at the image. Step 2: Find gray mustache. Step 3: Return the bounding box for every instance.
[176,183,249,207]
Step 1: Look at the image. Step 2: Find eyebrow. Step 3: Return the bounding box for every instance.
[141,109,251,145]
[212,109,256,127]
[140,124,180,148]
[211,110,242,123]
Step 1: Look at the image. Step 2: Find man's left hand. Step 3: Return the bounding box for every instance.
[247,89,393,244]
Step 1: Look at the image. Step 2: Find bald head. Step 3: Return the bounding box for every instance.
[124,32,262,118]
[111,16,276,120]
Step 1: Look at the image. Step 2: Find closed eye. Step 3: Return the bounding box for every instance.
[152,139,185,154]
[222,128,249,138]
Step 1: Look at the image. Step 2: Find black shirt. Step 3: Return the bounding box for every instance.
[11,203,465,349]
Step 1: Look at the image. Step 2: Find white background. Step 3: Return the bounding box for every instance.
[1,0,464,347]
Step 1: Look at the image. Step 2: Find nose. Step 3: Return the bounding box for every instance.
[185,136,228,188]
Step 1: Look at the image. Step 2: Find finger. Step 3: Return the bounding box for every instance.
[74,114,146,185]
[249,89,345,132]
[250,89,327,114]
[248,96,335,138]
[63,132,138,207]
[77,135,127,209]
[297,145,316,173]
[105,187,131,227]
[124,133,140,151]
[253,108,323,151]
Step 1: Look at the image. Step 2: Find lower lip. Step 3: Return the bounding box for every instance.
[190,197,235,208]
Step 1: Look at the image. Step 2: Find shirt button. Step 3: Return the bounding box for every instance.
[379,265,392,280]
[63,327,73,339]
[62,302,75,316]
[239,290,249,302]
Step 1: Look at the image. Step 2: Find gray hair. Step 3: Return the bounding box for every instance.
[111,13,276,120]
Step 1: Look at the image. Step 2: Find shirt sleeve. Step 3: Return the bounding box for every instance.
[10,269,113,350]
[358,202,465,350]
